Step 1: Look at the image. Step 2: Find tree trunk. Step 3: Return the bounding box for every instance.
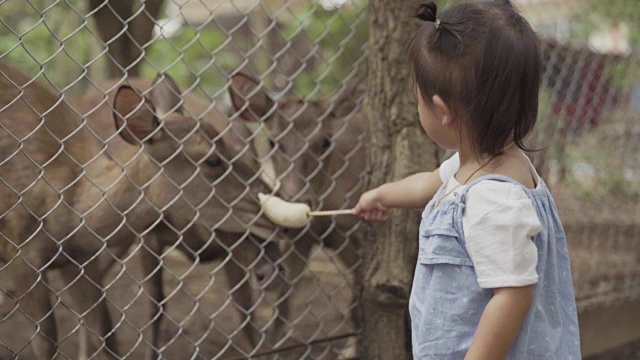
[360,1,442,359]
[88,0,164,77]
[88,0,132,77]
[129,0,164,76]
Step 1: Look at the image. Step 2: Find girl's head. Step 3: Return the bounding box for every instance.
[409,1,541,157]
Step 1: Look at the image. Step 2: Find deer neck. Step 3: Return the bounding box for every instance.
[72,147,176,244]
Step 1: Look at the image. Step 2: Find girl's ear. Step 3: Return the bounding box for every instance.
[432,95,453,125]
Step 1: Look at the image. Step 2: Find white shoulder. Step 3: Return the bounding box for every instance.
[464,180,539,231]
[438,152,460,183]
[463,181,542,289]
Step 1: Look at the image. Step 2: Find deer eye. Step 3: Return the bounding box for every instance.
[322,137,332,151]
[205,155,222,167]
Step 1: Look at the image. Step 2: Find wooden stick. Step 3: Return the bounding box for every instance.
[307,209,354,217]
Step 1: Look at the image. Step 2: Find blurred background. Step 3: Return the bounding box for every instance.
[0,0,638,359]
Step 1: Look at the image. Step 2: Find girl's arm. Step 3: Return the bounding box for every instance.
[464,286,534,360]
[353,169,442,221]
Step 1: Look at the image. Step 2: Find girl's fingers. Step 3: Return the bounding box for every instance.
[375,208,388,221]
[374,203,387,212]
[370,209,387,222]
[353,205,389,222]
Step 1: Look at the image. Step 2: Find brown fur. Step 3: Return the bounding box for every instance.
[229,74,368,341]
[0,64,286,359]
[79,77,290,358]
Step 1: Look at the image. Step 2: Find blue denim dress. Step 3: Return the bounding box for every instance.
[409,174,581,359]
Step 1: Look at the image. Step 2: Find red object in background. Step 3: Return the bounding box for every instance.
[543,39,621,131]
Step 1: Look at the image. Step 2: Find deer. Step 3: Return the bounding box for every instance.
[79,77,291,359]
[0,63,286,360]
[228,73,367,352]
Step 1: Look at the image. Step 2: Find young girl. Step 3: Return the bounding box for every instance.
[353,1,580,359]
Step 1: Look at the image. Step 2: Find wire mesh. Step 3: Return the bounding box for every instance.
[521,0,640,314]
[0,0,367,359]
[0,0,638,359]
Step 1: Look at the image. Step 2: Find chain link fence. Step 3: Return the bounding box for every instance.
[0,0,637,359]
[523,1,640,314]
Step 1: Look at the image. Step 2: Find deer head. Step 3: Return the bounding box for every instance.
[229,73,367,214]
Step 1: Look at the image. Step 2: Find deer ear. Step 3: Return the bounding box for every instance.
[150,73,184,116]
[331,77,366,118]
[229,73,275,122]
[113,85,159,145]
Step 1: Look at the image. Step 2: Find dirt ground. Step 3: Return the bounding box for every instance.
[554,185,640,311]
[586,340,640,360]
[0,249,356,360]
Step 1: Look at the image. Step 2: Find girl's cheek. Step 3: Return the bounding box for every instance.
[419,116,430,134]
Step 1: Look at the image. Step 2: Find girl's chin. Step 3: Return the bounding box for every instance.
[432,141,457,151]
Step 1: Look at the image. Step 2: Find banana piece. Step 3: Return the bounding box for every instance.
[258,193,311,228]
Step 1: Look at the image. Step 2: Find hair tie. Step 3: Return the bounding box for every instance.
[434,19,441,29]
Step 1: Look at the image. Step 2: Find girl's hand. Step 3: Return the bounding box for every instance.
[352,189,389,221]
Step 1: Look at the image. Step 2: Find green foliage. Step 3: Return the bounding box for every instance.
[571,1,639,91]
[0,0,371,102]
[586,0,640,45]
[598,173,640,199]
[140,1,370,100]
[0,0,103,95]
[141,27,233,97]
[563,109,640,199]
[282,2,368,98]
[569,171,640,201]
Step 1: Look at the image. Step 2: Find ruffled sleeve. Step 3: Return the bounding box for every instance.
[463,182,542,289]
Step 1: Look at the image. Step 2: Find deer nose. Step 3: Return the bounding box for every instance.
[254,263,286,290]
[254,263,275,285]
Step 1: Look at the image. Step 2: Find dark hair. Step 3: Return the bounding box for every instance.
[409,1,542,157]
